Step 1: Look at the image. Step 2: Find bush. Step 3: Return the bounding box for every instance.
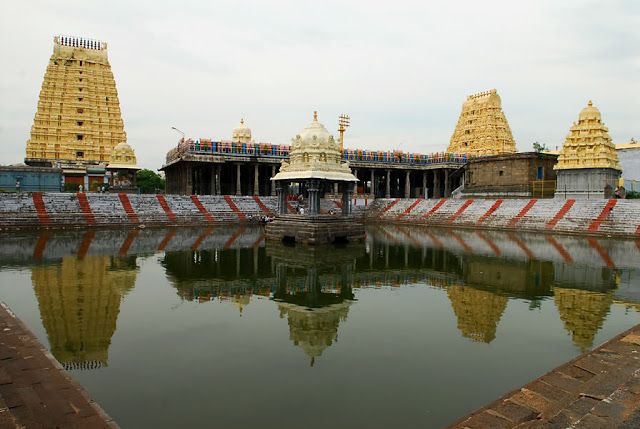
[63,183,81,192]
[625,191,640,199]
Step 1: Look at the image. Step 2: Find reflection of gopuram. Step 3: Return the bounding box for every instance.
[32,255,137,369]
[447,285,508,343]
[554,288,614,351]
[269,243,362,365]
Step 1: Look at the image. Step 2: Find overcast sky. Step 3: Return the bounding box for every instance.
[1,0,638,169]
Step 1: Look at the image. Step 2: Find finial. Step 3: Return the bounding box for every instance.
[240,118,244,125]
[588,100,593,107]
[313,111,318,121]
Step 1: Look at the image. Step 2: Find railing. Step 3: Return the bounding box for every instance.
[188,139,290,158]
[531,180,556,198]
[343,149,468,165]
[168,138,469,166]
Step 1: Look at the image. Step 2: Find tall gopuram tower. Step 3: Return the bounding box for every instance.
[447,89,517,156]
[25,36,127,183]
[554,101,622,198]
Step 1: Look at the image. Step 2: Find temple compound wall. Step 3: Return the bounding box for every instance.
[461,152,558,198]
[0,166,62,192]
[617,141,640,192]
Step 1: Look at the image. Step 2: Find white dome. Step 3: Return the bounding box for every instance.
[232,119,252,143]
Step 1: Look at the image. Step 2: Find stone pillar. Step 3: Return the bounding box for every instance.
[334,183,339,195]
[370,170,375,198]
[270,165,276,196]
[444,170,451,197]
[342,182,352,215]
[210,167,216,196]
[253,164,259,196]
[404,170,411,198]
[215,165,221,195]
[385,170,391,198]
[308,180,320,215]
[276,182,288,215]
[422,171,427,198]
[434,170,441,198]
[236,163,242,196]
[353,169,358,196]
[185,164,193,195]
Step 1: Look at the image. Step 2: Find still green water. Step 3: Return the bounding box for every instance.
[0,225,638,428]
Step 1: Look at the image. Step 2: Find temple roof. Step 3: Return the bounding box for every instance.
[271,112,358,182]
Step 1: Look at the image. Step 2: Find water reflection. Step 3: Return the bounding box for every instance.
[2,224,639,370]
[270,244,359,365]
[32,255,137,369]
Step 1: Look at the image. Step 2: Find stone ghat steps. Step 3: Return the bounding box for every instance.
[0,194,284,228]
[369,198,640,237]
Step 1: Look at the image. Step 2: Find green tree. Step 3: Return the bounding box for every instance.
[136,169,165,193]
[532,141,548,153]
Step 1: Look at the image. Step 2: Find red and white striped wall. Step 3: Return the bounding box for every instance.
[370,197,640,238]
[0,193,280,229]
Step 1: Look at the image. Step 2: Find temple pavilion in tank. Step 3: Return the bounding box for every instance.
[265,112,364,245]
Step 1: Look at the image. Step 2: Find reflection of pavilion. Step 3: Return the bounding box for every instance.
[32,255,137,369]
[269,243,362,365]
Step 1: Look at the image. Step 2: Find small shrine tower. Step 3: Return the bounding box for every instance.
[554,101,622,198]
[448,89,517,156]
[232,119,252,143]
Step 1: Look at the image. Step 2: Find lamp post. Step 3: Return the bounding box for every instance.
[170,126,185,140]
[338,114,350,155]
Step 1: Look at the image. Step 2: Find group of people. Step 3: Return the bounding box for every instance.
[248,214,274,224]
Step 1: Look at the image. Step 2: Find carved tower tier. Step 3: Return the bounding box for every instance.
[447,89,516,156]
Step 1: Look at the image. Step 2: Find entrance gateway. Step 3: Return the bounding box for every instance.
[265,112,364,244]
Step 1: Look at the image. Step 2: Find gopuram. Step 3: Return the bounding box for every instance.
[25,35,131,190]
[554,101,622,198]
[447,89,517,156]
[265,112,363,245]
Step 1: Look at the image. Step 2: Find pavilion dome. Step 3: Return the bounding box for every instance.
[232,119,252,143]
[107,142,139,169]
[272,111,357,182]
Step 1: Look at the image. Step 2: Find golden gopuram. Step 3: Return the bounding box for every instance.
[447,89,517,157]
[25,35,131,190]
[554,101,622,198]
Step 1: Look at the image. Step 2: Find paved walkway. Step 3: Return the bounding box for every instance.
[0,302,117,428]
[448,324,640,428]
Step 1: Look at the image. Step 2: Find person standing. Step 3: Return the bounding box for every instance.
[15,180,21,193]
